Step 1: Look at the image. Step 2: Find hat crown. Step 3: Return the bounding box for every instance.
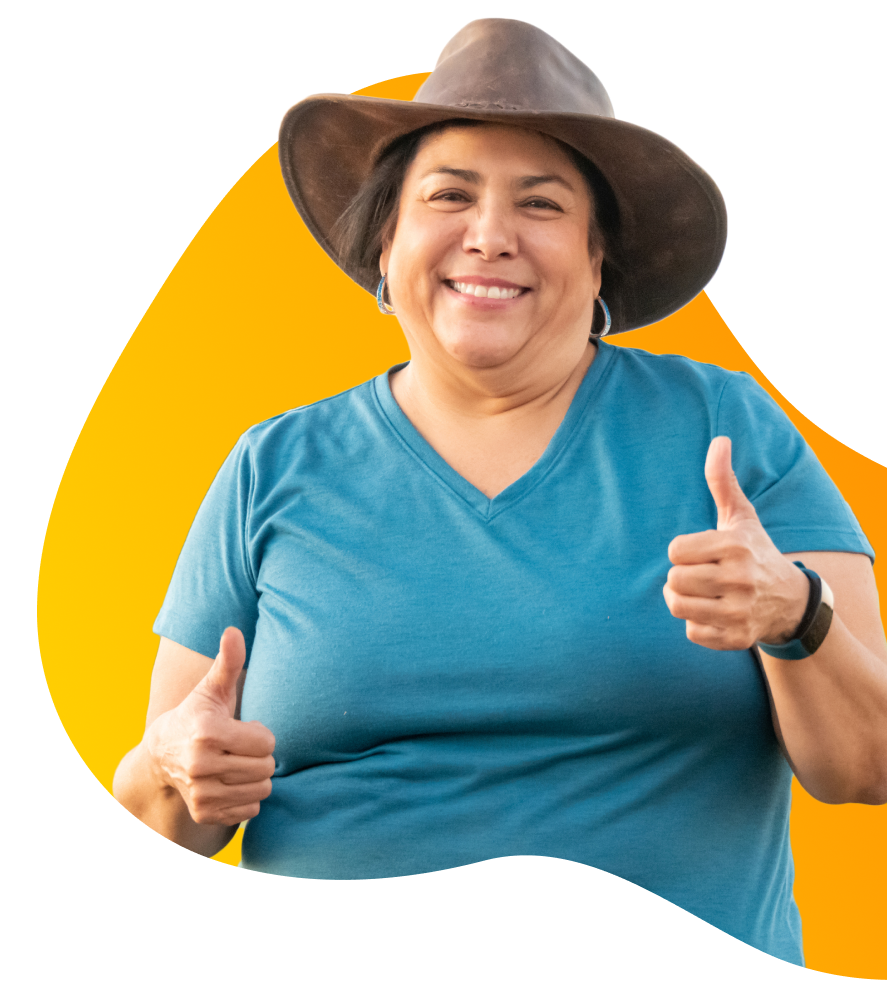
[414,19,615,119]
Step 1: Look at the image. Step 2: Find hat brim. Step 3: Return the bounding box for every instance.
[279,94,726,333]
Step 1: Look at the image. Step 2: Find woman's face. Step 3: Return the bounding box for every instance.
[379,124,603,373]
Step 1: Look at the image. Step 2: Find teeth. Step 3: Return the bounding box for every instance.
[450,282,522,299]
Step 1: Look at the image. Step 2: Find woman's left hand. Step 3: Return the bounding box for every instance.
[663,436,810,650]
[664,436,887,805]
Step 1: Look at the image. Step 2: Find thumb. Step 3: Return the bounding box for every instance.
[198,626,246,715]
[705,436,756,530]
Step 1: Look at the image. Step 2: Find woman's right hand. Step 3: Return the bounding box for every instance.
[144,627,276,826]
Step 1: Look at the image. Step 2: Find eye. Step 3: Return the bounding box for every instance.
[521,197,562,211]
[430,189,472,204]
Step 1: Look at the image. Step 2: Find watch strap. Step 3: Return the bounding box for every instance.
[757,562,835,660]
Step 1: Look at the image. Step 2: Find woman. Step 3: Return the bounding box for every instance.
[113,19,887,966]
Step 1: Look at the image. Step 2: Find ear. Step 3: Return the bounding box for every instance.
[379,217,397,276]
[589,247,604,296]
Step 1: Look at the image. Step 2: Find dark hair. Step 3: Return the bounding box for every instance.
[333,120,625,324]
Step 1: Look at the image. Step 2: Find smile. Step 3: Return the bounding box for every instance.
[446,281,525,300]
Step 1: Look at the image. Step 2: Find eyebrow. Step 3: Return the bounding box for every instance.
[422,166,575,192]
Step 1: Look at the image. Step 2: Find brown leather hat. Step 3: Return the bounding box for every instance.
[279,18,727,334]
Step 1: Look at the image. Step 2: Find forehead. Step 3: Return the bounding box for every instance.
[408,123,583,180]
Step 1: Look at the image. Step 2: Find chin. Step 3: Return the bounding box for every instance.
[447,345,519,369]
[440,329,523,369]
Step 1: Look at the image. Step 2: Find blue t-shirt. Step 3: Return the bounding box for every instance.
[155,341,873,965]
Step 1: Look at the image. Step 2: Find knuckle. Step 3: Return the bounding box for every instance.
[225,802,260,824]
[722,600,744,624]
[189,789,211,815]
[191,724,220,748]
[724,603,751,638]
[722,539,744,561]
[190,801,214,825]
[732,574,754,595]
[667,537,685,563]
[182,749,209,779]
[672,597,692,620]
[178,756,202,785]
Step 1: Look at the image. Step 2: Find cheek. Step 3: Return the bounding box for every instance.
[388,228,443,289]
[536,227,597,283]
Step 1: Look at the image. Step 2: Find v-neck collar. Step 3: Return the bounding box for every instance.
[371,342,617,522]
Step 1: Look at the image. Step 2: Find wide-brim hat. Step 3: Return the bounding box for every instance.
[279,18,726,334]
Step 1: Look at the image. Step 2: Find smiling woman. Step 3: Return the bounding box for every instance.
[385,126,598,353]
[335,118,622,340]
[380,124,603,498]
[112,18,887,969]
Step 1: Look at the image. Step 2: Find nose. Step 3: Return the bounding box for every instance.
[462,200,518,260]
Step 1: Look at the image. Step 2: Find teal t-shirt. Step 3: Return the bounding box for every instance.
[155,341,873,965]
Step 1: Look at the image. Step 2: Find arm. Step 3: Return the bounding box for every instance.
[112,628,276,857]
[664,437,887,805]
[757,550,887,804]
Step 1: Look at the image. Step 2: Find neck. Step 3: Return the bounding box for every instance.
[390,339,597,426]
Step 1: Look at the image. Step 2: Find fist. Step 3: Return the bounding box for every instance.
[663,437,809,650]
[147,627,277,825]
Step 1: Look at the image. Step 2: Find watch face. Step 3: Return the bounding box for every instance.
[802,580,835,657]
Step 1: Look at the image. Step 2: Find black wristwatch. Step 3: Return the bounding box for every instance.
[757,562,834,660]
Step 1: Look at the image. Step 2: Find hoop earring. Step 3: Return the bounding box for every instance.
[589,296,611,339]
[376,274,396,315]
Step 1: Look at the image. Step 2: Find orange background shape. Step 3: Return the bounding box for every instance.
[37,73,886,978]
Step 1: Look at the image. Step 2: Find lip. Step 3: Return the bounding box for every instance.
[444,277,530,311]
[443,275,531,306]
[445,275,528,289]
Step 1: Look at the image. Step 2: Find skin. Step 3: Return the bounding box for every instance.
[381,124,602,499]
[113,628,275,856]
[113,124,887,855]
[667,437,887,804]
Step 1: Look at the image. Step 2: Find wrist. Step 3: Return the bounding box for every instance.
[759,561,811,645]
[142,716,178,794]
[758,562,835,660]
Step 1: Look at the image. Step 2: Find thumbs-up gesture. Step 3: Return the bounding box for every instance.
[146,627,276,825]
[664,437,810,651]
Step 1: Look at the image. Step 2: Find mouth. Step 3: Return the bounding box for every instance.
[445,279,528,300]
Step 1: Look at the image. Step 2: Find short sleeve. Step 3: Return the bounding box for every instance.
[716,372,874,561]
[153,434,260,659]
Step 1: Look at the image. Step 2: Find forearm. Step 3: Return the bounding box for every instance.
[113,742,239,857]
[760,613,887,804]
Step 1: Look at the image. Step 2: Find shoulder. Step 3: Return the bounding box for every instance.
[241,375,380,450]
[600,343,765,416]
[225,373,395,480]
[604,342,740,385]
[604,341,796,440]
[216,370,398,494]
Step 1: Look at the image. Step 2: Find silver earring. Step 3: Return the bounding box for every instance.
[589,296,611,339]
[376,274,396,315]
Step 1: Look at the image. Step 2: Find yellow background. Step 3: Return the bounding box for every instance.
[38,73,887,978]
